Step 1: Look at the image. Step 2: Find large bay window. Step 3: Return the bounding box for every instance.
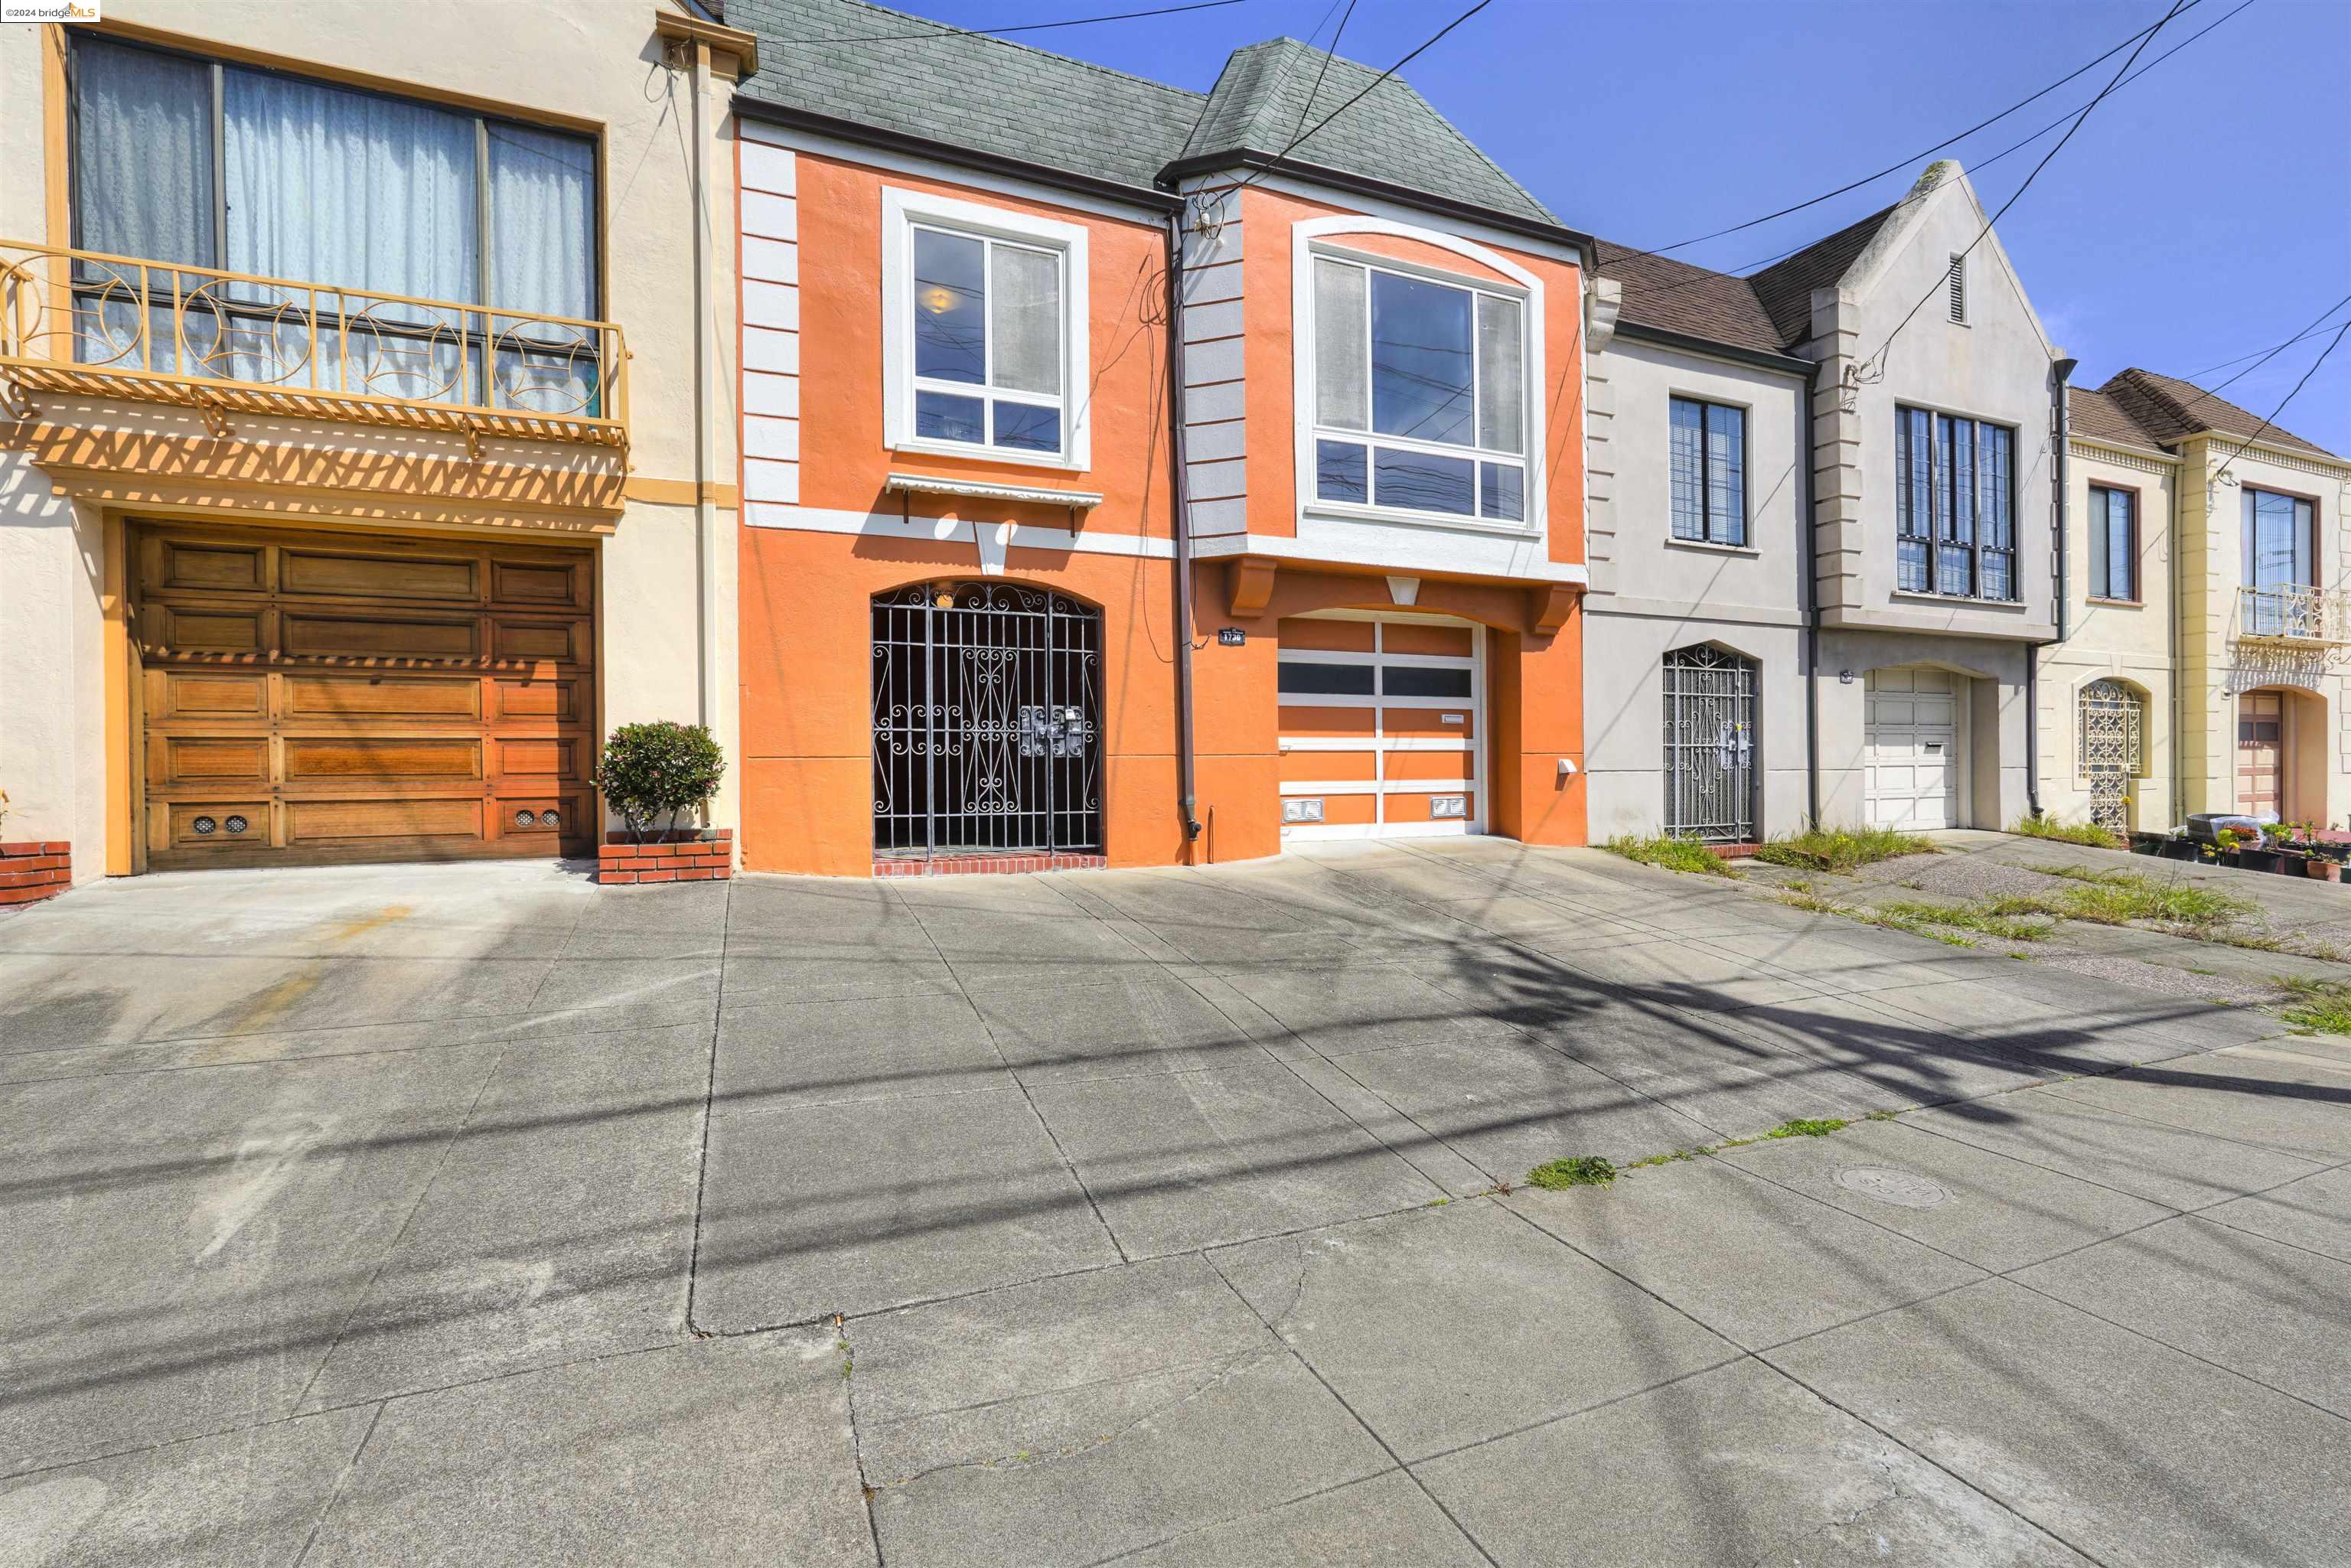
[1308,251,1530,525]
[1895,405,2016,601]
[882,189,1088,468]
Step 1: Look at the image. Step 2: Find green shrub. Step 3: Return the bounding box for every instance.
[1600,833,1735,877]
[2013,814,2124,850]
[595,720,727,843]
[1527,1155,1618,1189]
[1753,825,1938,873]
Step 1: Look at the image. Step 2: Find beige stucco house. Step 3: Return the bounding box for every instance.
[0,2,751,885]
[1589,161,2062,842]
[2052,369,2351,832]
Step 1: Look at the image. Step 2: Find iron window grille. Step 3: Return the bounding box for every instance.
[2078,679,2143,833]
[870,581,1103,858]
[1662,644,1757,843]
[1669,396,1747,545]
[2087,484,2136,601]
[1895,405,2016,601]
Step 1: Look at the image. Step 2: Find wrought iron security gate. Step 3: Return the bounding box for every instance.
[1663,645,1757,843]
[2080,679,2141,833]
[872,582,1103,857]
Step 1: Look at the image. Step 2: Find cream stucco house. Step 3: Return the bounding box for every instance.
[0,2,752,884]
[1588,161,2062,842]
[2049,369,2351,833]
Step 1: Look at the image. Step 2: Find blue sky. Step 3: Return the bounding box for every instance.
[872,0,2351,452]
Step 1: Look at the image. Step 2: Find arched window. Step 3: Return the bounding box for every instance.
[1663,645,1757,843]
[871,582,1102,859]
[2079,680,2144,832]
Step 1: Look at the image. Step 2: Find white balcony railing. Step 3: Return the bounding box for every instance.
[2238,584,2349,646]
[1,240,627,448]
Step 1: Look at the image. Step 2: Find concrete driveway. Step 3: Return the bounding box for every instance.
[2,839,2346,1565]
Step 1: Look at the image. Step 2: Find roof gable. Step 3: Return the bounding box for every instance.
[1180,37,1557,226]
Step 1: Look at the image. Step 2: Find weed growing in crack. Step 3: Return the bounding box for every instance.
[1601,833,1736,878]
[2279,976,2351,1035]
[1753,825,1938,872]
[1765,1117,1848,1139]
[1527,1155,1617,1189]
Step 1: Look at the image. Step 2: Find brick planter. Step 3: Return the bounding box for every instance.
[0,841,73,907]
[597,828,733,885]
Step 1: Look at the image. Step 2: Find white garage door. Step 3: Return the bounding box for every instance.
[1276,613,1484,842]
[1865,669,1964,830]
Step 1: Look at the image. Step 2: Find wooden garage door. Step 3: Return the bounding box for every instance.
[132,523,596,871]
[1276,614,1482,841]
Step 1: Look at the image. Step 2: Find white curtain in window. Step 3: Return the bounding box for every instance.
[72,40,215,269]
[223,67,477,306]
[1314,259,1368,430]
[1475,295,1522,455]
[488,122,595,321]
[989,244,1060,396]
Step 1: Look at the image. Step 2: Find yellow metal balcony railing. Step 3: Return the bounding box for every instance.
[2238,584,2349,647]
[1,240,627,449]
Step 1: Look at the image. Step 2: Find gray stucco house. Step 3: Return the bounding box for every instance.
[1585,161,2064,843]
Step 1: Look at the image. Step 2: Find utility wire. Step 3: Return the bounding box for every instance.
[1287,0,1359,156]
[793,0,1247,45]
[1855,0,2188,380]
[1596,0,2251,321]
[1224,0,1495,200]
[2207,315,2351,487]
[2182,303,2351,382]
[2194,289,2351,400]
[1648,0,2210,258]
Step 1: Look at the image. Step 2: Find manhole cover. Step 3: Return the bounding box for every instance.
[1833,1167,1950,1209]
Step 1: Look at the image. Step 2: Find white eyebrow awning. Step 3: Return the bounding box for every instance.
[884,472,1104,510]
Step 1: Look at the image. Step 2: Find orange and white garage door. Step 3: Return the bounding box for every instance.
[1276,612,1483,842]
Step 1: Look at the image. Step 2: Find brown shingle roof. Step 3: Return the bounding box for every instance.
[2098,367,2336,459]
[1746,204,1898,348]
[2066,386,2164,452]
[1591,242,1783,358]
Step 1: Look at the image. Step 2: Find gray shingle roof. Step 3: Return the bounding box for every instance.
[1179,37,1556,224]
[2098,367,2338,461]
[726,2,1558,227]
[729,0,1204,194]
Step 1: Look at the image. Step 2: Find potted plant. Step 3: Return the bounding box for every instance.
[2128,831,2163,857]
[592,720,731,885]
[2258,823,2304,876]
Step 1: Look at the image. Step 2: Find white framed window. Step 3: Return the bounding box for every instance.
[880,187,1090,469]
[1293,221,1543,533]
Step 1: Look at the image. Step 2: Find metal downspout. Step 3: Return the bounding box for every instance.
[2032,357,2078,819]
[1802,360,1821,829]
[688,40,721,738]
[1165,205,1203,850]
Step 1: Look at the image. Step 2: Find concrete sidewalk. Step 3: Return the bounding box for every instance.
[2,841,2345,1565]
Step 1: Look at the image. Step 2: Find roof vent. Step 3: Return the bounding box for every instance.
[1947,254,1967,324]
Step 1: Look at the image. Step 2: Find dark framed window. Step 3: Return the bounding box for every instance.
[1668,396,1746,545]
[1895,405,2015,600]
[2087,484,2137,601]
[2242,487,2315,588]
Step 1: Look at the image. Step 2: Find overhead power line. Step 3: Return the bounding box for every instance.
[1857,0,2190,379]
[2195,288,2351,400]
[2207,313,2351,486]
[794,0,1248,46]
[1648,0,2211,259]
[2182,302,2351,382]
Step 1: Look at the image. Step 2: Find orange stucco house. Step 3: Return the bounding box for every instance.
[726,8,1593,876]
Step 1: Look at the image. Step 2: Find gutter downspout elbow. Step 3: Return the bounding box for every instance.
[1165,203,1203,851]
